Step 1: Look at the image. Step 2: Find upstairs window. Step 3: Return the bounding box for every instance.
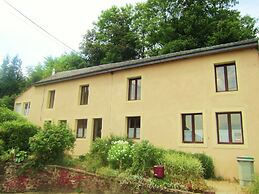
[23,102,31,116]
[80,85,89,105]
[127,116,140,139]
[182,113,203,143]
[215,63,238,92]
[128,77,141,100]
[216,112,244,144]
[76,119,87,138]
[48,90,55,108]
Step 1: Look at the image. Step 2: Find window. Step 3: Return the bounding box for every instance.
[76,119,87,138]
[182,113,203,143]
[48,90,55,108]
[127,117,140,139]
[23,102,31,116]
[14,103,22,114]
[215,63,238,92]
[59,120,67,126]
[128,78,141,100]
[216,112,243,144]
[80,85,89,105]
[93,118,102,141]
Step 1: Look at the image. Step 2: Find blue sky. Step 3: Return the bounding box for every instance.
[0,0,258,72]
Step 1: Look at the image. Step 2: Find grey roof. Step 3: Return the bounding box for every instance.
[35,38,258,86]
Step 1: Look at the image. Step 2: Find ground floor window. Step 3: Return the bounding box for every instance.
[182,113,203,143]
[77,119,87,138]
[127,116,140,139]
[216,112,243,144]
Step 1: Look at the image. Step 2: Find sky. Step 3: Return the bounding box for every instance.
[0,0,258,72]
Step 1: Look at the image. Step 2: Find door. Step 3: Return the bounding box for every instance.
[93,118,102,141]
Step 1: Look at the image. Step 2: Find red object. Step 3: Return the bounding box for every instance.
[153,165,164,178]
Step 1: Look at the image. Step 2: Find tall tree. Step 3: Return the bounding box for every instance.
[0,55,25,98]
[80,0,258,63]
[80,5,142,66]
[0,55,25,109]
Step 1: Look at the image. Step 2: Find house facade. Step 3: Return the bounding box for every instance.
[15,39,259,179]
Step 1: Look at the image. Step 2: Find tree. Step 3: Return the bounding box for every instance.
[26,52,88,86]
[80,5,142,66]
[80,0,258,63]
[0,55,26,108]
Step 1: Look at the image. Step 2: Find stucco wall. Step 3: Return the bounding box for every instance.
[15,48,259,179]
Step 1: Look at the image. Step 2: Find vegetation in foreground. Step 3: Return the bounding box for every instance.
[249,175,259,194]
[0,106,215,193]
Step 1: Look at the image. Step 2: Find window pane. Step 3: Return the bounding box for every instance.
[227,65,237,91]
[77,119,87,138]
[80,86,89,105]
[14,103,22,114]
[216,66,226,91]
[194,114,203,142]
[128,128,134,138]
[184,115,192,142]
[137,79,141,100]
[218,114,229,143]
[231,113,243,143]
[49,90,55,108]
[129,80,136,100]
[136,128,140,138]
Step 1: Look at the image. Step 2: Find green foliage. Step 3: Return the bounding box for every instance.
[29,123,75,164]
[0,95,16,110]
[96,166,119,177]
[0,120,38,151]
[90,136,129,165]
[0,106,25,123]
[249,175,259,194]
[14,150,28,163]
[0,55,26,98]
[26,53,88,86]
[107,140,133,169]
[163,151,203,181]
[80,154,103,173]
[80,0,258,65]
[193,153,215,179]
[131,140,163,175]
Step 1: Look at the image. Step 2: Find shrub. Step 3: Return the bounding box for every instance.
[108,140,133,169]
[0,120,38,151]
[131,140,163,175]
[0,95,16,110]
[163,152,203,181]
[249,175,259,194]
[29,123,75,164]
[193,153,215,179]
[90,135,130,165]
[0,106,25,123]
[81,154,103,173]
[96,167,119,177]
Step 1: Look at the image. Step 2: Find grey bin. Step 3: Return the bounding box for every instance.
[237,156,254,186]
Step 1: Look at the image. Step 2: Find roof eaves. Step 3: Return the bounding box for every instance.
[34,39,258,86]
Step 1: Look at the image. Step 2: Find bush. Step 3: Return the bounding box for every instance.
[80,154,103,173]
[249,175,259,194]
[0,106,25,123]
[163,152,203,181]
[96,167,119,177]
[131,140,163,175]
[193,153,215,179]
[0,95,16,110]
[108,140,133,169]
[90,135,130,165]
[29,123,75,164]
[0,120,38,151]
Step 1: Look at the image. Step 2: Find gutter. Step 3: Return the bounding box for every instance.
[34,39,258,86]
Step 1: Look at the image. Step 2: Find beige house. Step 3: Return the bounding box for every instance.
[15,39,259,179]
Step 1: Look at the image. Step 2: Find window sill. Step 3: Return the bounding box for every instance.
[214,144,248,150]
